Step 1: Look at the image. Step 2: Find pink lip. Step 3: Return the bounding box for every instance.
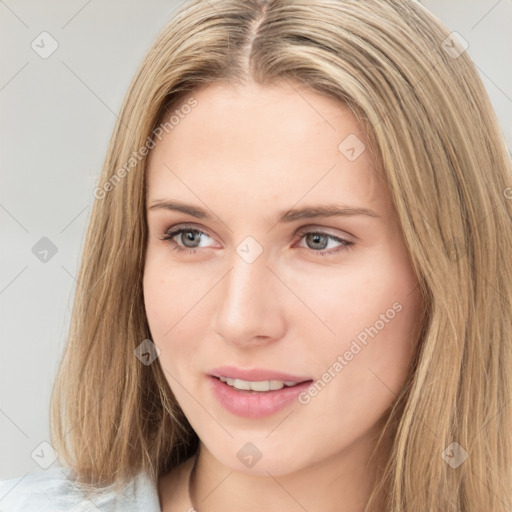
[209,366,312,382]
[207,366,314,419]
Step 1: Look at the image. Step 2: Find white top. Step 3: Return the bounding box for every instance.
[0,464,162,511]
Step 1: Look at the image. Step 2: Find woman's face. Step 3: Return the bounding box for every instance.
[143,80,423,476]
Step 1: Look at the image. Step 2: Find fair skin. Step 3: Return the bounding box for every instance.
[143,80,424,512]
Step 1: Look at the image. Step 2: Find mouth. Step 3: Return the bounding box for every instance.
[212,375,311,393]
[207,369,314,418]
[209,365,312,384]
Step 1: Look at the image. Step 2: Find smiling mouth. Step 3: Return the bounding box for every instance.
[213,375,312,392]
[208,374,314,418]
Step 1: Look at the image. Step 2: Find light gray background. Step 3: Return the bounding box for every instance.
[1,0,511,481]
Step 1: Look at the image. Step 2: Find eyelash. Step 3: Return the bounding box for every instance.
[159,223,354,257]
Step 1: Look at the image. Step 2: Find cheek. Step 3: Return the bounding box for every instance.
[142,254,212,382]
[143,265,173,341]
[301,249,422,394]
[143,249,202,339]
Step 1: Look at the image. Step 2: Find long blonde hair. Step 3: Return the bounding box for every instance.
[50,1,512,510]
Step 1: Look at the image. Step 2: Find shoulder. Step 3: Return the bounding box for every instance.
[0,465,161,511]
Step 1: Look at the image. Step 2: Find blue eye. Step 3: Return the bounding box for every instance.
[159,225,211,254]
[295,228,354,256]
[159,224,354,256]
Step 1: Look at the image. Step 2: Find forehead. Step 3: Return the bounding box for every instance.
[146,81,389,218]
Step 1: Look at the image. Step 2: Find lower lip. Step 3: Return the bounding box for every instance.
[208,375,313,419]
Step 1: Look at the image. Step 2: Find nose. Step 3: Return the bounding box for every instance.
[212,247,286,347]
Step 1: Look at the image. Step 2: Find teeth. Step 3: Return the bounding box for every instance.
[218,376,300,391]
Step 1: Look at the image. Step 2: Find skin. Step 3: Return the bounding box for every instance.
[143,80,424,512]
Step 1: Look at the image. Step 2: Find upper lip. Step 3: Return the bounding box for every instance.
[209,366,313,383]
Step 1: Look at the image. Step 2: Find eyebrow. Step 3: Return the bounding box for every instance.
[147,200,380,222]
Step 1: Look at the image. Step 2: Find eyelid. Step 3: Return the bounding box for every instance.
[162,222,354,241]
[295,224,356,243]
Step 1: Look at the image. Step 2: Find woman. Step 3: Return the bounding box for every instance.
[1,0,511,511]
